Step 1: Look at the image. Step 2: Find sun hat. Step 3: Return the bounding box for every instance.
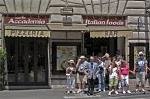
[79,55,86,59]
[104,53,110,58]
[138,51,144,56]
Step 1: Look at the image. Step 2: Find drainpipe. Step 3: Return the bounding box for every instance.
[145,0,150,57]
[145,1,149,43]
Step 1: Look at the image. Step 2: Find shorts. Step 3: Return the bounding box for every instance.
[120,75,129,87]
[76,73,87,83]
[109,77,118,87]
[136,72,145,85]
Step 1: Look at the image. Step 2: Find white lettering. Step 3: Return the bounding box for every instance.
[85,19,125,26]
[105,31,118,37]
[8,18,15,23]
[7,18,47,24]
[10,30,45,37]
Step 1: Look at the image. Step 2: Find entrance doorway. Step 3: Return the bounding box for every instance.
[5,38,48,86]
[129,43,149,71]
[84,33,117,56]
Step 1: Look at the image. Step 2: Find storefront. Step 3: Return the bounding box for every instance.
[2,14,89,88]
[3,15,50,86]
[46,23,88,87]
[83,16,132,59]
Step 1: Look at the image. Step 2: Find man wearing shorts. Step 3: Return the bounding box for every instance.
[133,52,148,92]
[76,55,88,93]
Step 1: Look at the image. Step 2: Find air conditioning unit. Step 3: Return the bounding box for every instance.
[62,16,72,26]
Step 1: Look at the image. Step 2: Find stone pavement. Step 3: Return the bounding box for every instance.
[63,87,150,99]
[0,87,150,99]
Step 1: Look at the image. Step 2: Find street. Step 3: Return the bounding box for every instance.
[0,89,150,99]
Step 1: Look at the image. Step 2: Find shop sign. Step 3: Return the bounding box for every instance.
[90,30,132,38]
[5,30,50,37]
[4,16,49,24]
[105,31,118,37]
[83,17,125,26]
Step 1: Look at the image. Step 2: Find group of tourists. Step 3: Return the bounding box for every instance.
[65,51,148,96]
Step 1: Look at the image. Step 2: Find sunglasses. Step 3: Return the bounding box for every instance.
[139,54,143,56]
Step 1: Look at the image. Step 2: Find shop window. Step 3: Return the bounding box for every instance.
[52,42,81,74]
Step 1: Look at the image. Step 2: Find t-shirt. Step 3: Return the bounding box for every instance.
[135,58,147,72]
[120,65,129,76]
[115,60,121,70]
[98,62,105,74]
[78,61,88,73]
[109,67,118,79]
[66,67,76,76]
[115,60,121,67]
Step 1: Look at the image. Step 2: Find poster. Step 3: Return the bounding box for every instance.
[56,46,77,70]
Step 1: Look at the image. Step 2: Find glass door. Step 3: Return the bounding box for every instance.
[6,38,48,85]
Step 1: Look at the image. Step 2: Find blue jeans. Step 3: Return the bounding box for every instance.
[98,73,105,90]
[66,76,75,91]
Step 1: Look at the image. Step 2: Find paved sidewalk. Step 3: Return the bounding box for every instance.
[0,87,150,99]
[63,87,150,99]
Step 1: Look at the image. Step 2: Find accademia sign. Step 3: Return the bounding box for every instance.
[83,17,125,26]
[4,16,49,24]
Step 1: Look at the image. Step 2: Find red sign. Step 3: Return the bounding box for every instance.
[4,16,49,24]
[83,17,125,26]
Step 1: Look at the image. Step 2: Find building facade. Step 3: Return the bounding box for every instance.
[0,14,143,89]
[0,0,149,89]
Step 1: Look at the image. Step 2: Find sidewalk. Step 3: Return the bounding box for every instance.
[64,87,150,99]
[0,87,150,99]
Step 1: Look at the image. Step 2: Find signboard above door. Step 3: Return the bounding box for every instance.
[83,16,126,26]
[4,15,49,25]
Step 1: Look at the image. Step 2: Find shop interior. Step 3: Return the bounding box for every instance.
[84,32,117,57]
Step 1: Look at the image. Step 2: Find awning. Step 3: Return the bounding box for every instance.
[88,26,132,31]
[90,31,132,38]
[88,26,132,38]
[4,25,50,38]
[46,23,89,31]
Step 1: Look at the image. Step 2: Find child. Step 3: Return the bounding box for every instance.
[115,55,122,90]
[120,60,131,94]
[97,57,106,92]
[108,62,119,96]
[66,60,76,94]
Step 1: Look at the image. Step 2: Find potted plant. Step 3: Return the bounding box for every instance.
[0,48,6,91]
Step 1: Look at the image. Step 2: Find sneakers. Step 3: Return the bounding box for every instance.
[123,90,126,94]
[72,90,76,94]
[108,90,118,96]
[67,91,70,94]
[135,89,139,93]
[142,88,145,92]
[115,91,119,95]
[98,89,101,92]
[103,89,106,92]
[108,91,111,96]
[77,89,82,93]
[127,90,131,94]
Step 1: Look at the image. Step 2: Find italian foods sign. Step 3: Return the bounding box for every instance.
[83,17,126,26]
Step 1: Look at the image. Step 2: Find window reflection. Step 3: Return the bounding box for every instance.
[37,41,46,82]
